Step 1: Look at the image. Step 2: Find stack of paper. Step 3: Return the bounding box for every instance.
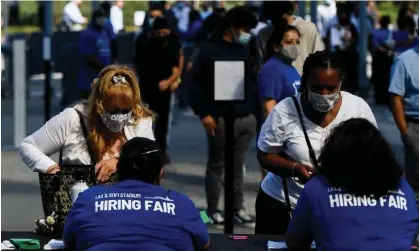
[267,241,316,250]
[44,239,66,250]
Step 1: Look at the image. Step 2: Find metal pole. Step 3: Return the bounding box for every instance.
[2,1,10,43]
[12,39,27,148]
[358,1,367,89]
[43,0,53,122]
[224,114,235,234]
[310,1,317,25]
[298,1,306,20]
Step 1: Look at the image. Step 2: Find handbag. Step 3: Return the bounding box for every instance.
[37,109,116,237]
[281,96,320,217]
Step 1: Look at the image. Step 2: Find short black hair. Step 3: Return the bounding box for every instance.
[92,7,107,19]
[263,1,294,25]
[152,17,170,30]
[117,137,162,184]
[318,118,402,197]
[266,24,300,58]
[380,15,391,29]
[299,51,345,92]
[221,6,257,32]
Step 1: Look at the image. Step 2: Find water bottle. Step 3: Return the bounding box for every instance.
[71,173,89,205]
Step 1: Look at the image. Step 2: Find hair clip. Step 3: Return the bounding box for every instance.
[112,76,126,84]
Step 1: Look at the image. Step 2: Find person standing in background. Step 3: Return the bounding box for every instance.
[189,6,257,228]
[77,8,112,99]
[317,0,337,39]
[110,0,124,34]
[389,23,419,209]
[371,16,394,105]
[136,17,183,165]
[255,1,324,75]
[172,1,191,39]
[63,0,88,31]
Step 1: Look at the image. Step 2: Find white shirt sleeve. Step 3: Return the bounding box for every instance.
[257,107,286,154]
[360,99,378,128]
[110,5,123,33]
[19,108,77,173]
[64,2,85,24]
[135,116,155,141]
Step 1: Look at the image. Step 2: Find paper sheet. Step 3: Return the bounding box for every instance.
[267,241,316,250]
[44,239,65,250]
[1,242,15,250]
[214,61,245,101]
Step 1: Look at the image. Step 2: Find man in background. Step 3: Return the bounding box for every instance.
[189,6,257,228]
[63,0,88,31]
[317,0,337,39]
[389,21,419,209]
[255,1,324,74]
[110,0,124,34]
[77,8,112,99]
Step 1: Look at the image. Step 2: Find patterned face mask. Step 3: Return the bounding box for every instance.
[100,111,132,133]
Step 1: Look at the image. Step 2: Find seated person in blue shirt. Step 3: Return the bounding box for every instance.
[258,24,301,119]
[77,7,112,100]
[286,118,419,251]
[64,137,210,251]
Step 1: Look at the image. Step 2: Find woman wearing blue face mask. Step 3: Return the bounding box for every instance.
[255,51,378,235]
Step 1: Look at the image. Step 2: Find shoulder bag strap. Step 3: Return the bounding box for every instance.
[74,109,96,165]
[282,175,292,217]
[291,95,319,170]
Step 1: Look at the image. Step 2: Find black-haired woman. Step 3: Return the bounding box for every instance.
[255,51,378,235]
[286,118,419,251]
[256,24,301,180]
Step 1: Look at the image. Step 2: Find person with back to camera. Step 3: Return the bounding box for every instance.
[286,118,419,251]
[255,51,378,235]
[64,137,210,251]
[19,65,155,230]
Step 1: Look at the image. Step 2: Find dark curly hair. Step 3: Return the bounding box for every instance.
[299,51,345,92]
[317,118,402,197]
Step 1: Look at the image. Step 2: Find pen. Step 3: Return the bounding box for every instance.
[229,235,248,240]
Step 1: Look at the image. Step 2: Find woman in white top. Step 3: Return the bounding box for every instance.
[255,51,377,235]
[19,64,155,181]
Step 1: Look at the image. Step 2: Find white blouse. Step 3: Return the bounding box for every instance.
[19,103,155,173]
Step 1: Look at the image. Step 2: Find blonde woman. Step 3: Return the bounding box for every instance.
[19,65,155,232]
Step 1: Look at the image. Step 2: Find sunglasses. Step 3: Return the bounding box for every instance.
[107,108,132,115]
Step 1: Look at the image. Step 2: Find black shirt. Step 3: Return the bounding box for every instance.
[189,39,254,119]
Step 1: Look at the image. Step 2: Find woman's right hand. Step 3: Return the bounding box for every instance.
[294,163,315,184]
[46,165,60,174]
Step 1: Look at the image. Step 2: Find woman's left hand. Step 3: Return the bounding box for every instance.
[95,158,118,183]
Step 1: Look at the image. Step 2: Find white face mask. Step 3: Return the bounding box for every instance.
[307,88,340,113]
[100,111,132,133]
[276,45,300,62]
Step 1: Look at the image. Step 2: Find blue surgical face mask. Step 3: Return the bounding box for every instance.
[236,31,251,45]
[149,18,155,27]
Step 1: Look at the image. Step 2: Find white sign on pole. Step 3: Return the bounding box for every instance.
[214,61,245,101]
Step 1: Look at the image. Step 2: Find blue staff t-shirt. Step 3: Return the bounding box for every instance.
[258,57,301,103]
[77,25,112,90]
[287,175,419,251]
[389,45,419,120]
[64,180,209,251]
